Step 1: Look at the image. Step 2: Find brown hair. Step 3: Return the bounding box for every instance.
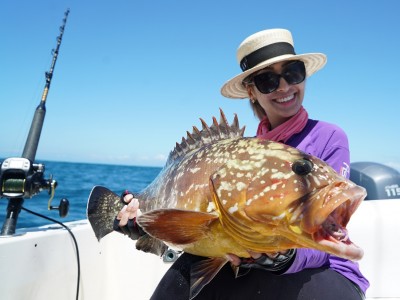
[249,100,266,121]
[243,80,266,121]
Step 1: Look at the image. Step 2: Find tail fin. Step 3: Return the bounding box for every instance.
[87,186,123,241]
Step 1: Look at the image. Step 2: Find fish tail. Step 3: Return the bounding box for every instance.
[87,186,123,241]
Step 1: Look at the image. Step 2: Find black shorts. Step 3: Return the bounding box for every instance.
[151,253,364,300]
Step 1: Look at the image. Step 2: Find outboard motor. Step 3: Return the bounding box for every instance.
[350,162,400,200]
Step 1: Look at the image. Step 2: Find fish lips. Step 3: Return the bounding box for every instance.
[301,182,367,260]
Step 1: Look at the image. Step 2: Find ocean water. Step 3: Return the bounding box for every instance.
[0,160,162,230]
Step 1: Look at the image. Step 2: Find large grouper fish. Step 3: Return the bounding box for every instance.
[87,109,366,299]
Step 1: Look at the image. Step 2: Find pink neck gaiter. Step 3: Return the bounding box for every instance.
[256,106,308,143]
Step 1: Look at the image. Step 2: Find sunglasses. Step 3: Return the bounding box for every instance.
[248,60,306,94]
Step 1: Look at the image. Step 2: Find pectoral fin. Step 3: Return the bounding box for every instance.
[137,209,219,245]
[190,257,228,299]
[136,234,168,257]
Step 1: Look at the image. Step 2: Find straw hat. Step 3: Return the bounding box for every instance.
[221,28,327,99]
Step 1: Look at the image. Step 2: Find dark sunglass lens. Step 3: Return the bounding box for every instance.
[283,61,306,85]
[253,72,280,94]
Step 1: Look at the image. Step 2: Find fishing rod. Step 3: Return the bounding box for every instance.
[0,9,70,236]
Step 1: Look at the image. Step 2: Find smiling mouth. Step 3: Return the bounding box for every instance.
[275,94,295,103]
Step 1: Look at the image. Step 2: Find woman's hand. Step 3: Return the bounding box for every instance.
[117,191,140,226]
[226,250,289,266]
[113,190,145,240]
[226,249,296,274]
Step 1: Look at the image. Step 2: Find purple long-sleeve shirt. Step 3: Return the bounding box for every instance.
[280,119,370,294]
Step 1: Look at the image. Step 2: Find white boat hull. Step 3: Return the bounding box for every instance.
[0,198,399,299]
[0,221,170,300]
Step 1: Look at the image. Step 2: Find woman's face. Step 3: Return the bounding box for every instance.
[248,61,305,129]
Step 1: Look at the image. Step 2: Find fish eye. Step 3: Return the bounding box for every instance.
[292,159,314,176]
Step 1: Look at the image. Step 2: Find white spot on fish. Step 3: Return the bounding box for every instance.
[207,202,216,212]
[250,154,265,161]
[195,184,207,190]
[185,184,195,195]
[226,160,254,171]
[236,182,246,191]
[189,167,201,174]
[217,181,235,198]
[271,172,292,180]
[214,169,226,178]
[228,203,238,214]
[263,186,271,193]
[254,160,267,168]
[268,143,285,150]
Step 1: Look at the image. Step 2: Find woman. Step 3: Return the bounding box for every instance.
[116,28,369,299]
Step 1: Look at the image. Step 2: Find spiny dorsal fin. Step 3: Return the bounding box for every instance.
[167,109,246,163]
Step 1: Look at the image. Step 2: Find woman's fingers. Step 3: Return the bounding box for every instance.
[117,198,139,226]
[225,253,242,266]
[122,192,134,204]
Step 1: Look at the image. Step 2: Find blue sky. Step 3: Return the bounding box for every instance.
[1,0,399,169]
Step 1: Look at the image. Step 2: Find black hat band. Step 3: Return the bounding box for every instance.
[240,42,295,72]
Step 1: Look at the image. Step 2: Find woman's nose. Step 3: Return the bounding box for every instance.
[276,77,290,92]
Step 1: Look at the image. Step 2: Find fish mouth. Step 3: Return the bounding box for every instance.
[309,182,366,261]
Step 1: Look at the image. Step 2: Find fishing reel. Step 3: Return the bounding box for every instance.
[0,157,69,217]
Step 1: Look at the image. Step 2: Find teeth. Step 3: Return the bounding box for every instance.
[276,95,294,103]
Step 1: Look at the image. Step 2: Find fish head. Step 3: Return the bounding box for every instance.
[211,139,366,260]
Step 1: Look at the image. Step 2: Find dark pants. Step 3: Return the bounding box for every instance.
[151,253,364,300]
